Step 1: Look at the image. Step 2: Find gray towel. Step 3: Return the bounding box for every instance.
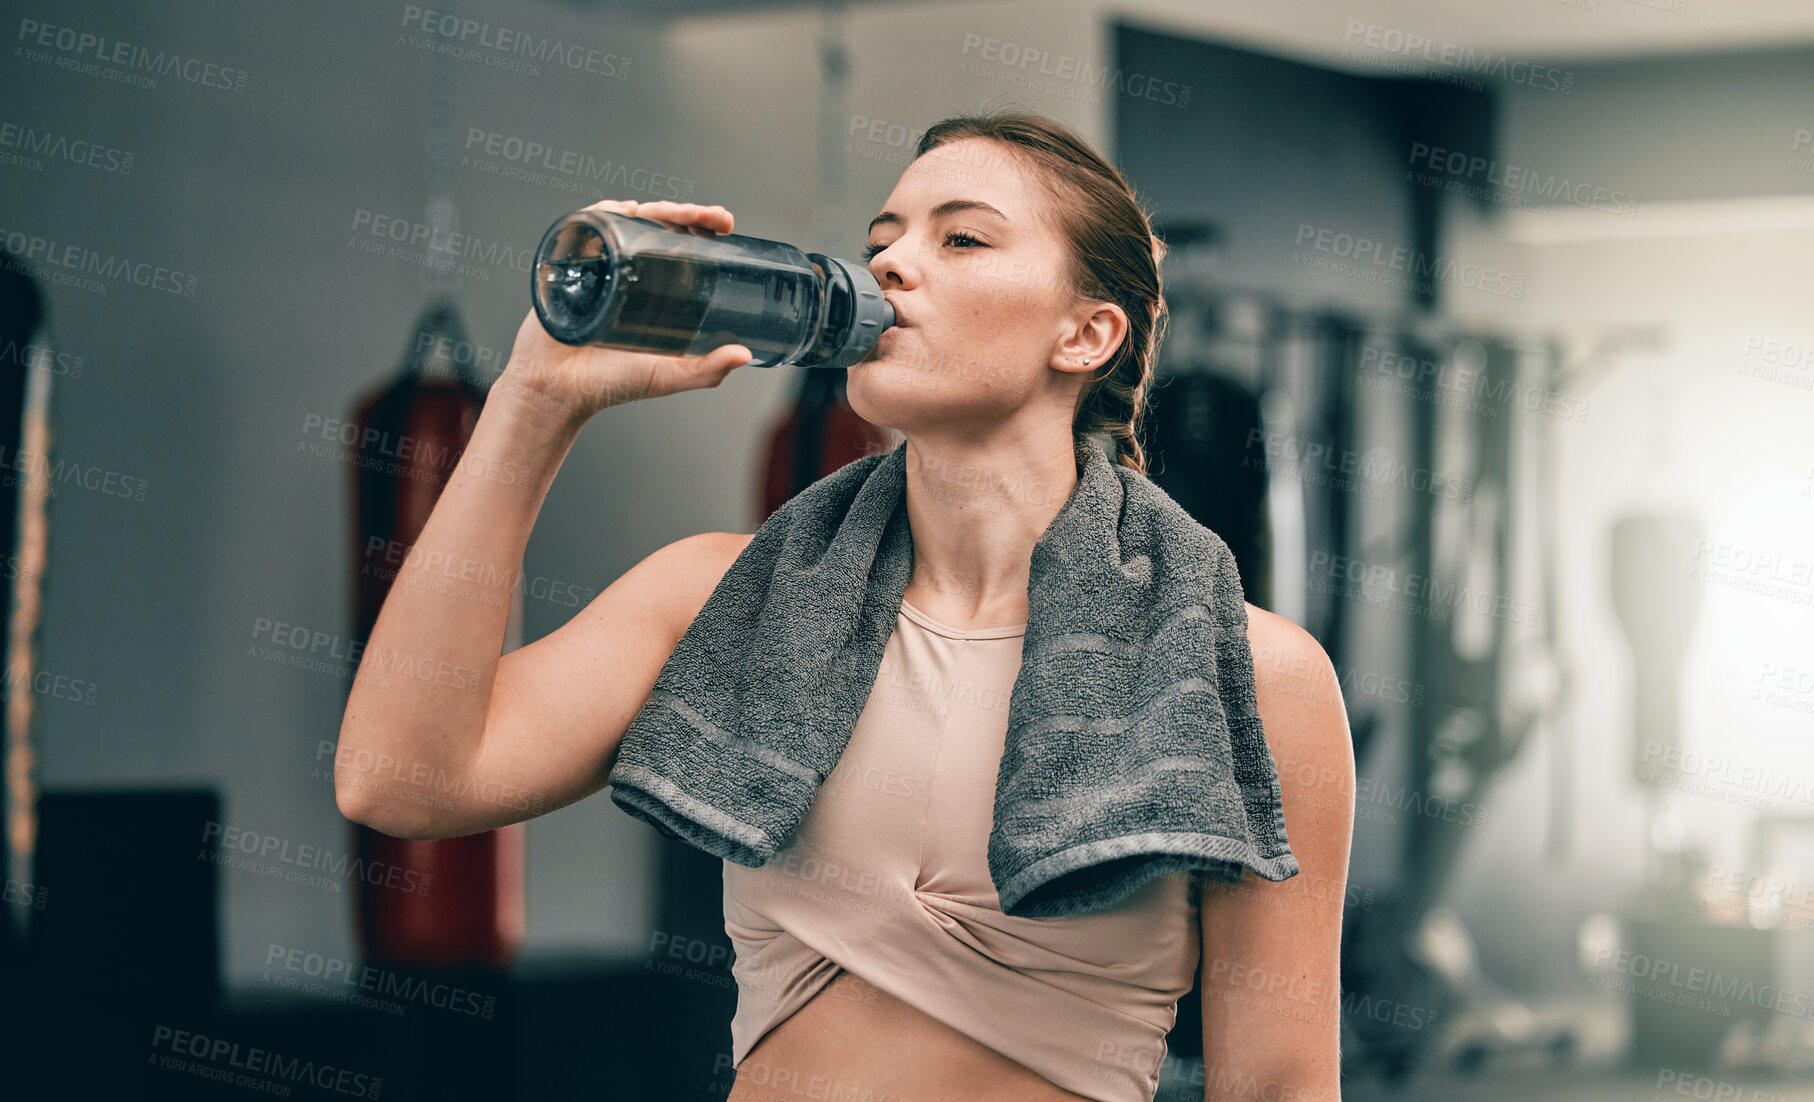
[606,438,1299,917]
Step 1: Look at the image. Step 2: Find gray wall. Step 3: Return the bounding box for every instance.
[1112,25,1414,306]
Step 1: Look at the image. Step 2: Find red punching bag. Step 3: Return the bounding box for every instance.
[347,297,525,969]
[759,367,890,522]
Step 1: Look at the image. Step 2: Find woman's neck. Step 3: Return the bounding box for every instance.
[898,435,1080,626]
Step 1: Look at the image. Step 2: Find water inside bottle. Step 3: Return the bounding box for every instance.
[547,250,820,366]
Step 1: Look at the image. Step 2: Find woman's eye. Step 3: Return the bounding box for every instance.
[867,231,994,259]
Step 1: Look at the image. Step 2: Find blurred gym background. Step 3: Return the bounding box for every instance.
[3,0,1812,1098]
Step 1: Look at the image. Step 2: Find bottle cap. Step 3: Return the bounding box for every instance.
[811,255,896,371]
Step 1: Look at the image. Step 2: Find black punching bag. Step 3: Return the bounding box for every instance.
[1144,370,1271,604]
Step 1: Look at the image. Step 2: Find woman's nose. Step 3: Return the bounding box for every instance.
[870,242,915,287]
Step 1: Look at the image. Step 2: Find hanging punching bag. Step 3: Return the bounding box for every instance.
[759,367,889,521]
[348,298,526,969]
[1144,368,1271,604]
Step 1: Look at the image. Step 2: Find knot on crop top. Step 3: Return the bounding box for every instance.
[722,598,1202,1102]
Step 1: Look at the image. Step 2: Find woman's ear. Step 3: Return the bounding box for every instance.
[1053,302,1125,375]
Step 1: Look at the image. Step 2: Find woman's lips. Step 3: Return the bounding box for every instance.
[878,298,910,346]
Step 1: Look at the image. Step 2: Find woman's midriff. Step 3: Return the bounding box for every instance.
[725,968,1096,1102]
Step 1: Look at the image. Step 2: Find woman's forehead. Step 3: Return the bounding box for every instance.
[884,143,1049,228]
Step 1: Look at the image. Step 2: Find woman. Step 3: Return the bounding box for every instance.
[337,109,1355,1102]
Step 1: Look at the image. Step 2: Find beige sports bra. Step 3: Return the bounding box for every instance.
[721,596,1202,1102]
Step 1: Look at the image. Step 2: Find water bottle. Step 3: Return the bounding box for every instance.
[530,208,894,370]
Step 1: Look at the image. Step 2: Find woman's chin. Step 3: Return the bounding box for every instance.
[848,374,938,430]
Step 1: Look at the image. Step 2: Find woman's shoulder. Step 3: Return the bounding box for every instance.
[1241,602,1329,681]
[1239,601,1353,770]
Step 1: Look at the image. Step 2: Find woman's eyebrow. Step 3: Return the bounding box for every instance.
[867,199,1009,234]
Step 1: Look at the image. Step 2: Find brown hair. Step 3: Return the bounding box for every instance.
[911,109,1168,476]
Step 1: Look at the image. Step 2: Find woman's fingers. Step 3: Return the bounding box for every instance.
[573,199,734,238]
[582,198,640,216]
[637,201,733,236]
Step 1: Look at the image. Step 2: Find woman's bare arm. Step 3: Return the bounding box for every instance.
[333,198,754,840]
[447,529,751,838]
[332,382,578,838]
[336,517,751,840]
[1198,605,1356,1102]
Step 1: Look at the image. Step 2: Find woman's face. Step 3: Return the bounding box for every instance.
[848,137,1095,438]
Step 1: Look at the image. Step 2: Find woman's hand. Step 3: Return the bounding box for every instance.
[499,199,753,424]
